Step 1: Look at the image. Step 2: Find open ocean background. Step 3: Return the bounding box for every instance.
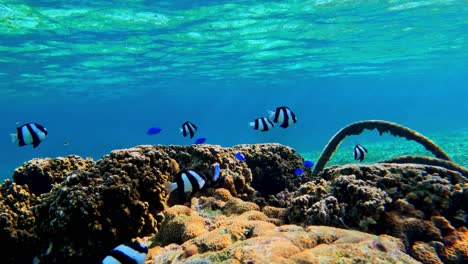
[0,0,467,181]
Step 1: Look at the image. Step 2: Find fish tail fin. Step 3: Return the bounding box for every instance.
[212,163,221,181]
[9,133,17,143]
[165,182,178,194]
[248,122,255,127]
[268,110,275,119]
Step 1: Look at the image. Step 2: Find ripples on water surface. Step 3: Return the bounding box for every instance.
[0,0,466,96]
[0,0,466,179]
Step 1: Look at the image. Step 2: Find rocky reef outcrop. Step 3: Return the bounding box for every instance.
[0,144,307,263]
[12,155,94,195]
[0,180,40,263]
[0,142,467,263]
[287,163,468,263]
[148,199,418,264]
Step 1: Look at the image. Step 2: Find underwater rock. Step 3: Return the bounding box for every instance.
[231,144,310,205]
[148,205,419,263]
[2,143,468,263]
[332,174,392,230]
[12,155,94,195]
[32,157,166,263]
[192,188,283,228]
[288,179,337,225]
[409,218,468,264]
[0,180,40,264]
[288,163,468,263]
[0,143,306,263]
[152,205,207,246]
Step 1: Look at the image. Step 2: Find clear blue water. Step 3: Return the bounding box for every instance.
[1,0,467,180]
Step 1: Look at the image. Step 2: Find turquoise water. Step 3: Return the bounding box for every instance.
[1,1,467,180]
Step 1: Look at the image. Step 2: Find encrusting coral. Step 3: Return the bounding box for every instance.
[147,195,420,264]
[12,155,94,195]
[312,120,454,176]
[0,144,306,263]
[0,180,40,263]
[1,123,467,263]
[288,163,468,263]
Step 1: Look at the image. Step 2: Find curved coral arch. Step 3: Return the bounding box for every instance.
[312,120,453,176]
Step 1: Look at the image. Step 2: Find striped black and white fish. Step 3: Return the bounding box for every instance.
[166,169,206,195]
[270,106,297,128]
[353,144,367,162]
[10,123,48,148]
[180,121,197,138]
[249,117,274,132]
[101,241,148,264]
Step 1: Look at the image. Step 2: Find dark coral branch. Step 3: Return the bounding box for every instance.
[380,155,468,179]
[312,120,452,176]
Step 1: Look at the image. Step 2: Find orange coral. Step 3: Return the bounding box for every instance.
[169,159,179,172]
[442,227,468,263]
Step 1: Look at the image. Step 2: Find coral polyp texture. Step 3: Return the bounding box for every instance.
[0,144,306,263]
[148,203,418,264]
[1,132,467,263]
[12,155,94,195]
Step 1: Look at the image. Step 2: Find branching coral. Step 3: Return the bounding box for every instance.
[312,120,453,176]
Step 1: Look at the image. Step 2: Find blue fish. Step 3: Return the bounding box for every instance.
[147,127,162,135]
[213,163,221,181]
[235,152,246,161]
[294,168,303,176]
[303,160,314,168]
[194,137,207,144]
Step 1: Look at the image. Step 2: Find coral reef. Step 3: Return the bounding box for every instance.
[312,120,453,175]
[12,155,94,195]
[152,205,207,246]
[0,144,305,263]
[0,180,40,263]
[231,144,310,205]
[381,155,468,177]
[32,147,169,263]
[288,163,468,263]
[1,140,467,263]
[148,202,419,264]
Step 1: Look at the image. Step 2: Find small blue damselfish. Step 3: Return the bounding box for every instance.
[294,168,303,176]
[235,152,246,161]
[194,137,207,144]
[304,160,314,168]
[213,163,221,181]
[147,127,162,135]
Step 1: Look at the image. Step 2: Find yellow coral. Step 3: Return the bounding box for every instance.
[153,205,207,246]
[223,197,259,215]
[169,159,179,172]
